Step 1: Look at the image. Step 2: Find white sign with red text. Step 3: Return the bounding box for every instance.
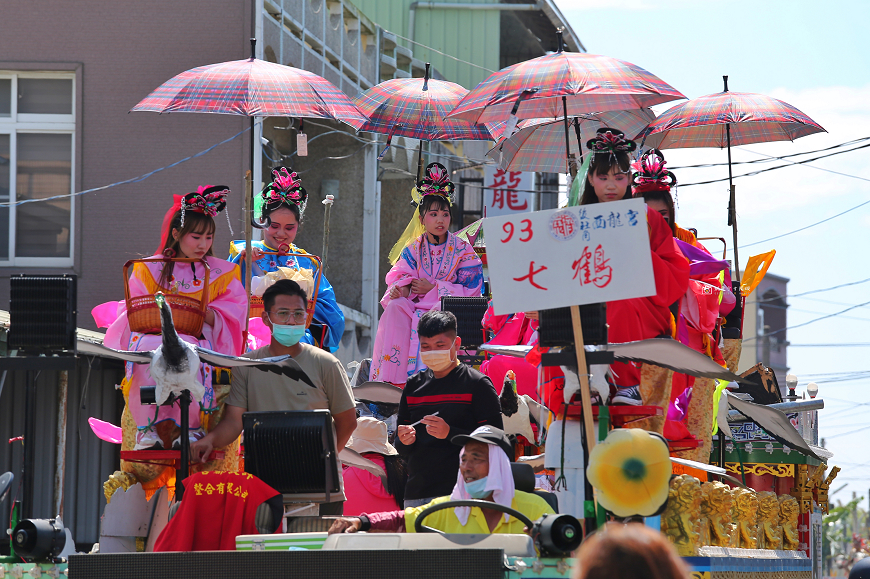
[482,198,656,315]
[483,166,534,217]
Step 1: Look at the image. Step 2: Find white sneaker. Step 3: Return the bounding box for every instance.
[134,429,163,450]
[172,428,206,450]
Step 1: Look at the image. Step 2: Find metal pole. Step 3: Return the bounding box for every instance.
[562,96,571,175]
[22,371,35,519]
[723,75,740,280]
[244,38,257,335]
[54,370,69,518]
[177,390,191,501]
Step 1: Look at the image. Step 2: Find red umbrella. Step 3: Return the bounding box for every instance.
[486,109,655,173]
[635,76,826,275]
[132,43,368,129]
[448,36,683,124]
[447,32,683,173]
[353,63,501,178]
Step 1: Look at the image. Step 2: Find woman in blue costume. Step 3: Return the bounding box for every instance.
[229,166,345,351]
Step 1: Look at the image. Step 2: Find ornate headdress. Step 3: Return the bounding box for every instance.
[260,166,308,217]
[416,162,456,205]
[387,162,456,265]
[586,127,637,156]
[157,185,232,255]
[180,185,230,227]
[631,149,677,194]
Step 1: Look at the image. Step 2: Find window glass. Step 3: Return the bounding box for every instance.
[16,133,71,258]
[0,135,9,259]
[0,79,10,117]
[18,79,73,115]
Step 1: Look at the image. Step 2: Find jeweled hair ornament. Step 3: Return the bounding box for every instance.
[416,162,456,205]
[156,185,232,255]
[631,149,677,194]
[586,127,638,156]
[387,162,456,265]
[260,166,308,217]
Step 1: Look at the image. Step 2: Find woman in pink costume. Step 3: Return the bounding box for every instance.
[93,186,247,450]
[369,163,483,386]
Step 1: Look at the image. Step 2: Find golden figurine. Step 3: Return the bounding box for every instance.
[730,488,760,549]
[818,466,841,515]
[779,494,800,550]
[699,481,735,547]
[757,491,783,550]
[103,470,139,504]
[790,464,813,514]
[661,474,703,556]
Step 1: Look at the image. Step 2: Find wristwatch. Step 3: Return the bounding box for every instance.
[358,515,371,532]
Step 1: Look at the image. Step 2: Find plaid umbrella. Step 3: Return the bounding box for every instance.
[636,91,825,149]
[353,63,500,177]
[635,77,825,276]
[486,109,656,173]
[448,32,682,174]
[131,53,368,130]
[354,68,500,141]
[131,40,370,390]
[447,49,684,125]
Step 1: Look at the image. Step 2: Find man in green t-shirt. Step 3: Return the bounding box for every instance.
[191,280,356,514]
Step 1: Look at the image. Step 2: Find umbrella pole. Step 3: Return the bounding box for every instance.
[723,75,740,280]
[416,140,424,182]
[244,116,254,336]
[727,124,740,280]
[562,96,571,174]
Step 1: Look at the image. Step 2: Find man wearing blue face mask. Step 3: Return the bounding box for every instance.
[191,279,356,515]
[327,426,554,534]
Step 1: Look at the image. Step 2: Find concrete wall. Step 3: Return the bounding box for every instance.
[0,0,253,330]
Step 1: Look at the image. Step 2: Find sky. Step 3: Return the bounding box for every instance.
[558,0,870,499]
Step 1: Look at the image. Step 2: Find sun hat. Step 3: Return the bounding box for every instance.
[347,417,398,456]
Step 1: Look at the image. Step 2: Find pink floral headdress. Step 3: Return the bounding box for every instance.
[586,127,638,156]
[261,166,308,217]
[416,162,455,205]
[631,149,677,194]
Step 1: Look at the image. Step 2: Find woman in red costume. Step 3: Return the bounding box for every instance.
[578,129,689,433]
[632,149,735,454]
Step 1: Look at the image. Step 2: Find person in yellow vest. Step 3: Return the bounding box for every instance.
[328,426,553,534]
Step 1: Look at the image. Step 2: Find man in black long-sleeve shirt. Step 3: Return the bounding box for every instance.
[396,311,504,507]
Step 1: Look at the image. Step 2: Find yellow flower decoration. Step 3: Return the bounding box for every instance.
[586,428,671,517]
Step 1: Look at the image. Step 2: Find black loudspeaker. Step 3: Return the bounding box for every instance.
[8,274,77,352]
[538,303,607,347]
[12,518,66,561]
[440,296,489,349]
[531,514,583,557]
[243,410,339,496]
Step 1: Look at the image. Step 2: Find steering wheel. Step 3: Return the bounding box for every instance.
[414,499,535,534]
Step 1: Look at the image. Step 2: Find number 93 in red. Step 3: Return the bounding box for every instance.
[501,219,533,243]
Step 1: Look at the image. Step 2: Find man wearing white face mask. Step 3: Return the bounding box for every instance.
[191,279,356,515]
[396,311,503,508]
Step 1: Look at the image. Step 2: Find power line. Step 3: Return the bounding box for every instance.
[744,299,870,341]
[823,425,870,439]
[789,343,870,347]
[0,124,252,207]
[670,136,870,170]
[748,276,870,304]
[678,140,870,188]
[737,199,870,249]
[386,30,497,74]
